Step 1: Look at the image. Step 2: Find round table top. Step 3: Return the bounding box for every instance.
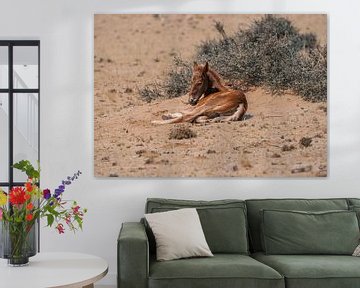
[0,252,108,288]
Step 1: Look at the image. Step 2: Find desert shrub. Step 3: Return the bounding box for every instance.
[140,15,327,102]
[139,57,192,101]
[169,126,197,140]
[291,45,327,102]
[163,57,193,98]
[139,83,163,103]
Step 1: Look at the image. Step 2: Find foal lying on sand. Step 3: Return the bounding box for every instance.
[152,62,248,124]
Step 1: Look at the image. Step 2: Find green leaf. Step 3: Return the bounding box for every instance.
[47,214,54,227]
[46,205,60,217]
[12,160,40,180]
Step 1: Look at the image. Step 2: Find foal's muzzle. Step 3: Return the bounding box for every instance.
[189,98,197,106]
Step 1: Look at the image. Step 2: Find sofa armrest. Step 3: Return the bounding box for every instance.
[118,222,149,288]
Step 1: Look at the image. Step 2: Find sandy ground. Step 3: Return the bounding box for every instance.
[94,14,327,177]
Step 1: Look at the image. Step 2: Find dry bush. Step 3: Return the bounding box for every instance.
[139,57,192,101]
[169,126,197,140]
[138,83,163,103]
[163,57,193,99]
[140,15,327,102]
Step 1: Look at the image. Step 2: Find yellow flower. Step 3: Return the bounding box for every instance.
[0,189,7,206]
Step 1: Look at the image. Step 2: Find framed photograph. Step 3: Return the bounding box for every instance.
[94,14,327,177]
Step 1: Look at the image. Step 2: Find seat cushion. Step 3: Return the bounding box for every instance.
[252,252,360,288]
[149,254,284,288]
[246,198,349,252]
[146,198,249,254]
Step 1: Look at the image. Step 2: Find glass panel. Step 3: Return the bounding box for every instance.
[0,186,8,256]
[0,93,9,182]
[0,46,8,89]
[13,46,38,89]
[0,186,8,194]
[13,93,39,182]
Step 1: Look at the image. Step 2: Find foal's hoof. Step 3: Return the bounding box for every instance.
[162,114,172,120]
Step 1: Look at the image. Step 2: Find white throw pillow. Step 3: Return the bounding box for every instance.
[145,208,213,261]
[353,244,360,256]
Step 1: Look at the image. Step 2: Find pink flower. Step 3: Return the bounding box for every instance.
[65,214,71,225]
[0,208,3,220]
[56,223,65,234]
[72,205,80,215]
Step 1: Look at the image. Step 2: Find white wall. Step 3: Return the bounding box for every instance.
[1,0,360,285]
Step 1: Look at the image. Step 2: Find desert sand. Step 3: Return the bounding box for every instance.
[94,14,327,177]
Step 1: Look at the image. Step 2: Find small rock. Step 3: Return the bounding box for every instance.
[271,153,281,158]
[291,165,312,174]
[135,149,146,156]
[137,71,146,77]
[124,88,133,93]
[299,137,312,148]
[282,144,295,152]
[145,158,154,164]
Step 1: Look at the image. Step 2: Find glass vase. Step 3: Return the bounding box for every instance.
[0,220,37,266]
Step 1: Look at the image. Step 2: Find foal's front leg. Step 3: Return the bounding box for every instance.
[194,116,209,123]
[162,112,183,120]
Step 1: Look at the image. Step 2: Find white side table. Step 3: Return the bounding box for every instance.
[0,252,108,288]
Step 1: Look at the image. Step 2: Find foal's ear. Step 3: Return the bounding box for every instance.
[203,62,209,73]
[193,61,198,68]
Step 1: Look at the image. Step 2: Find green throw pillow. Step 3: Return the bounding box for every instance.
[151,206,249,254]
[349,205,360,228]
[145,199,249,254]
[261,209,360,255]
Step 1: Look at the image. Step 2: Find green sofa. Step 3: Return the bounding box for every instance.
[118,198,360,288]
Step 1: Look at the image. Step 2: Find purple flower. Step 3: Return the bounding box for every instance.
[43,189,51,200]
[54,171,82,199]
[54,189,63,198]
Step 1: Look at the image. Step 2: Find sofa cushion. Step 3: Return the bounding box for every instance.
[246,198,349,252]
[145,208,213,261]
[261,209,359,255]
[146,198,249,254]
[149,254,284,288]
[349,205,360,228]
[252,252,360,288]
[347,198,360,207]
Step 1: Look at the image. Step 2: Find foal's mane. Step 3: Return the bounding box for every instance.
[206,67,228,92]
